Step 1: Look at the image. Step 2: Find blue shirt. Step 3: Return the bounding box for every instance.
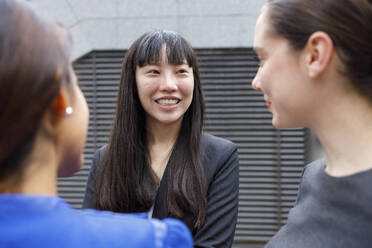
[0,194,192,248]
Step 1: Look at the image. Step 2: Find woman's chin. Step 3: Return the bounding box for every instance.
[272,117,303,129]
[57,153,84,177]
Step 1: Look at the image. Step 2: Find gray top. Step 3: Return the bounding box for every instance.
[266,159,372,248]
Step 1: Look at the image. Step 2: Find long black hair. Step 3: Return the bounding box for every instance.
[95,30,207,228]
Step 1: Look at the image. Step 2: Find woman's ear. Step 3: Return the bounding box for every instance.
[50,88,70,124]
[304,31,334,78]
[39,88,70,137]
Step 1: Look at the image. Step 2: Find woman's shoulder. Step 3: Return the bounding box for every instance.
[95,145,107,158]
[202,133,237,153]
[90,145,107,168]
[201,133,238,175]
[70,208,192,247]
[302,158,326,178]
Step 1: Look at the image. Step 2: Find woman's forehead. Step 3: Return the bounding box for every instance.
[254,8,271,48]
[138,44,190,67]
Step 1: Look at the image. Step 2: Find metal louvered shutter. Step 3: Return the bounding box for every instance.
[58,49,306,244]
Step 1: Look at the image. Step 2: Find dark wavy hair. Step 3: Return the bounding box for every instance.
[0,0,71,189]
[266,0,372,100]
[95,30,207,228]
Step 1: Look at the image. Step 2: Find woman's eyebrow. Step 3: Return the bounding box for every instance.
[253,47,264,54]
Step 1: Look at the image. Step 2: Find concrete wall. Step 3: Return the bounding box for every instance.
[28,0,264,60]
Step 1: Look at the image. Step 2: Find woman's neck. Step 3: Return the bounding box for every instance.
[311,92,372,177]
[146,118,182,180]
[0,133,58,195]
[146,118,182,146]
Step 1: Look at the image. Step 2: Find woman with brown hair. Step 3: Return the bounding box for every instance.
[0,0,191,247]
[83,30,240,247]
[252,0,372,247]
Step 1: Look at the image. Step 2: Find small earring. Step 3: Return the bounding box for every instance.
[65,106,73,118]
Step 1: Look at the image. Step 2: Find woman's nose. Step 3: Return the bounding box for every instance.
[252,68,262,91]
[160,73,177,92]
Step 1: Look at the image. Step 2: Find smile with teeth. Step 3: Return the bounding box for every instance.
[156,98,180,105]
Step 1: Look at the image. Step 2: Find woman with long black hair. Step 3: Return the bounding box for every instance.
[83,30,240,248]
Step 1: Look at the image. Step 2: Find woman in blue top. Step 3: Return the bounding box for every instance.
[252,0,372,247]
[0,0,192,247]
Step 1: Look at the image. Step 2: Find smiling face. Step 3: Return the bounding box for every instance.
[252,5,312,128]
[135,45,194,127]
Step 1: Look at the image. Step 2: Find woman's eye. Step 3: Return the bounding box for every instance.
[177,68,189,74]
[149,70,159,74]
[256,56,264,67]
[258,60,264,67]
[257,55,266,68]
[254,52,264,67]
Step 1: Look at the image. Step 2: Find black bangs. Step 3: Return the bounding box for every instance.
[135,30,194,67]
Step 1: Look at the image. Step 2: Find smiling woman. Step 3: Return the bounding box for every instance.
[135,45,194,128]
[83,30,240,248]
[252,0,372,247]
[252,6,313,129]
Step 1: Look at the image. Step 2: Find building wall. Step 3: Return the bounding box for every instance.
[29,0,264,60]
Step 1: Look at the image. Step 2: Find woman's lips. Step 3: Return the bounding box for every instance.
[265,100,271,110]
[156,98,180,105]
[155,97,181,110]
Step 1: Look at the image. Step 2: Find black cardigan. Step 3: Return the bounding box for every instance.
[83,133,239,248]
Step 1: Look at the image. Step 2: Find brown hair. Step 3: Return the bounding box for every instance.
[266,0,372,99]
[95,30,207,228]
[0,0,71,185]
